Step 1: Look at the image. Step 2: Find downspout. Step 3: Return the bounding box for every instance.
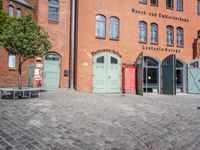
[69,0,76,89]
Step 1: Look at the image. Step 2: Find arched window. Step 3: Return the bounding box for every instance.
[151,23,158,44]
[48,0,59,21]
[16,8,21,18]
[139,21,147,43]
[176,0,183,11]
[177,27,183,47]
[96,15,106,38]
[167,0,173,9]
[8,5,14,16]
[110,17,119,39]
[167,26,174,45]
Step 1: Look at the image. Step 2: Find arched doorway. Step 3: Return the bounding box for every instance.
[93,53,121,93]
[176,59,186,93]
[44,53,61,88]
[143,57,160,93]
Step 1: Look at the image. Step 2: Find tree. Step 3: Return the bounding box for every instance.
[0,14,51,89]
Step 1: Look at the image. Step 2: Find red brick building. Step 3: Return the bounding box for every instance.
[1,0,200,94]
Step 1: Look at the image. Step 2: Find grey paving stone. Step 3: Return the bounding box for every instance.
[0,90,200,150]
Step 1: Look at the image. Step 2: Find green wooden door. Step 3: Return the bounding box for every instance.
[162,55,176,95]
[28,64,34,87]
[188,59,200,94]
[136,52,144,96]
[44,53,60,88]
[93,53,120,93]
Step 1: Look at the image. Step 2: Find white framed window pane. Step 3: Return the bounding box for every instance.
[110,17,119,39]
[8,6,14,16]
[8,55,16,68]
[16,9,21,18]
[96,15,106,37]
[139,22,147,42]
[139,0,147,3]
[48,0,59,20]
[177,0,183,11]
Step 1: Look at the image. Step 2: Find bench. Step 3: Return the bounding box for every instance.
[0,88,42,100]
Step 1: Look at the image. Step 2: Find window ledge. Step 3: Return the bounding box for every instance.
[167,44,174,47]
[9,68,17,71]
[139,41,147,44]
[96,36,106,40]
[177,45,184,48]
[110,38,119,41]
[48,20,59,24]
[150,42,158,45]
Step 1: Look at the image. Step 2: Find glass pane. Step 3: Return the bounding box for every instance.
[45,54,60,61]
[190,62,199,68]
[111,57,118,64]
[96,56,104,63]
[176,60,183,68]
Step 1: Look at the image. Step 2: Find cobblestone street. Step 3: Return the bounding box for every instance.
[0,90,200,150]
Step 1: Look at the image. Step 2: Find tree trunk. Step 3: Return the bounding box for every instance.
[18,63,22,89]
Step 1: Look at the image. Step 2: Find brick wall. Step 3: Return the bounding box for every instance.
[75,0,200,92]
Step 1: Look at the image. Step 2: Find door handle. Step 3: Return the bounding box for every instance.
[108,76,111,79]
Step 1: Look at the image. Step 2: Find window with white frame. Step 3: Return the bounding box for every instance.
[8,5,14,16]
[177,27,183,47]
[167,26,174,45]
[151,23,158,44]
[151,0,158,6]
[8,55,16,68]
[139,21,147,43]
[96,15,106,38]
[48,0,59,21]
[110,17,119,39]
[16,8,21,18]
[176,0,183,11]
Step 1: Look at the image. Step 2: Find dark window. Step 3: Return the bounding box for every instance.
[198,0,200,15]
[176,0,183,11]
[139,0,147,4]
[190,61,199,68]
[111,57,118,64]
[198,30,200,37]
[167,0,173,9]
[177,27,184,47]
[151,0,158,5]
[97,56,104,63]
[139,21,147,43]
[48,0,59,21]
[176,60,184,68]
[110,17,119,39]
[96,15,106,38]
[151,23,158,44]
[167,26,174,45]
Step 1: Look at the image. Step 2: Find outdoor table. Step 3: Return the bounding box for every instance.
[0,88,42,100]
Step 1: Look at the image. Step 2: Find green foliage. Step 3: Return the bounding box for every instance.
[0,14,51,88]
[0,14,52,63]
[0,11,8,34]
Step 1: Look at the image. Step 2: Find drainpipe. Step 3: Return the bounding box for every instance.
[69,0,76,89]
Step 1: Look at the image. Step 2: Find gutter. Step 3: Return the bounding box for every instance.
[11,0,33,10]
[69,0,76,89]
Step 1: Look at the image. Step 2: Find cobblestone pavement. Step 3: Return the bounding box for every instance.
[0,90,200,150]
